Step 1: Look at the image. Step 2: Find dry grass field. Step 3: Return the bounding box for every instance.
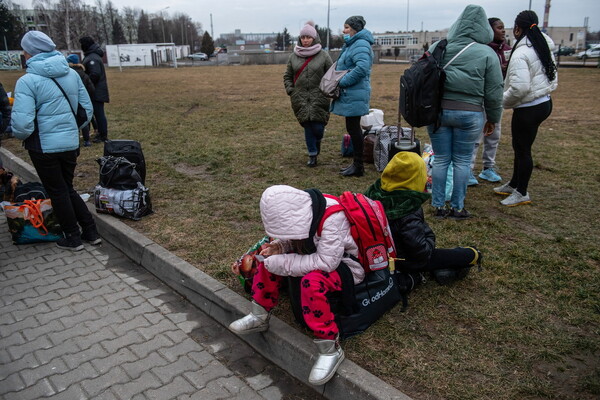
[1,63,599,400]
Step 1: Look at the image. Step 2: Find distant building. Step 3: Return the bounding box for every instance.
[10,8,49,33]
[219,29,278,44]
[544,27,588,51]
[374,26,589,58]
[105,44,190,67]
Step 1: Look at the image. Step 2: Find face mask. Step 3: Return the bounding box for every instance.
[343,34,351,42]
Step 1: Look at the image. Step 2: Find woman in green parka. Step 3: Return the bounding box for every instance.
[284,21,333,167]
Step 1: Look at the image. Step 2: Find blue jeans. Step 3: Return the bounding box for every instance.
[303,121,325,156]
[427,110,484,210]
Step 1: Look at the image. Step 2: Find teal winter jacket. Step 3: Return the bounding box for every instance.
[430,5,503,123]
[331,29,374,117]
[12,51,93,153]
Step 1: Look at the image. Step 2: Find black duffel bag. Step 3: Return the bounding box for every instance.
[97,156,142,190]
[104,140,146,184]
[288,267,401,339]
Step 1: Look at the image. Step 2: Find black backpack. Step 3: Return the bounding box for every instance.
[400,39,447,129]
[13,182,48,203]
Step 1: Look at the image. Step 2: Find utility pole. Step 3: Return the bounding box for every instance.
[210,14,214,39]
[326,0,330,50]
[406,0,409,32]
[65,2,71,51]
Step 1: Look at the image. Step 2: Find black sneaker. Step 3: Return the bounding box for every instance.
[433,207,449,219]
[448,208,471,220]
[81,226,102,245]
[56,236,84,251]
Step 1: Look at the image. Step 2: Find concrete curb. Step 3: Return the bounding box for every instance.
[1,147,413,400]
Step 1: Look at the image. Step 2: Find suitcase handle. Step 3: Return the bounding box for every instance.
[396,79,416,149]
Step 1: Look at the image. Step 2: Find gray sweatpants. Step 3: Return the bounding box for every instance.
[471,121,501,170]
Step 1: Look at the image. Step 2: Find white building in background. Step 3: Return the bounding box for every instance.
[374,26,589,58]
[105,44,190,67]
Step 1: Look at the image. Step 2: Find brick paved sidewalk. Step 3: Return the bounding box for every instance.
[0,215,321,400]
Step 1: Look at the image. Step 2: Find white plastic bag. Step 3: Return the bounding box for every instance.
[360,109,385,131]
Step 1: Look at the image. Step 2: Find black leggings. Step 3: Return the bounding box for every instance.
[346,116,363,162]
[509,99,553,195]
[424,247,477,271]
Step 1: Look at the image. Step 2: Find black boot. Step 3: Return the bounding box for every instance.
[307,155,318,167]
[340,161,364,177]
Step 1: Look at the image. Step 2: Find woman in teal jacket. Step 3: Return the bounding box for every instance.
[427,4,503,219]
[332,16,374,177]
[12,31,98,251]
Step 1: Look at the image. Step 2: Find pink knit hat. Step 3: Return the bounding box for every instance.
[299,21,317,39]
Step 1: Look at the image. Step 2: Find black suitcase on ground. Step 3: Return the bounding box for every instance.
[104,140,146,184]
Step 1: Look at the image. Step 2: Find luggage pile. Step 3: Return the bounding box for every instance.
[94,140,153,220]
[1,170,63,244]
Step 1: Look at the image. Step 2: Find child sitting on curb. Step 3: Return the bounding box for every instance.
[364,152,482,283]
[228,184,363,386]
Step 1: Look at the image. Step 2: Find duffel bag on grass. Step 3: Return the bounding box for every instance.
[2,199,62,244]
[94,183,153,220]
[97,156,143,190]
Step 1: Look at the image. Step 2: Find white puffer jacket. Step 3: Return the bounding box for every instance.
[503,33,558,109]
[259,185,364,285]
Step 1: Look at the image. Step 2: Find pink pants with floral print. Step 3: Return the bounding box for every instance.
[251,262,342,339]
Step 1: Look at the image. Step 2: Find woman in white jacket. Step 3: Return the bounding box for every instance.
[495,10,557,206]
[229,185,363,385]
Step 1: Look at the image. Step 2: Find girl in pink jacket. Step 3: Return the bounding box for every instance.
[229,184,362,385]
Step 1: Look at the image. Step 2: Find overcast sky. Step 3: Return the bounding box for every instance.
[13,0,600,37]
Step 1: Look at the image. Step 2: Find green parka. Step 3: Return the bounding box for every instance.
[283,37,333,125]
[430,4,503,123]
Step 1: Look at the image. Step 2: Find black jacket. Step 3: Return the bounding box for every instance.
[70,64,95,98]
[0,82,11,134]
[389,208,436,272]
[82,44,109,103]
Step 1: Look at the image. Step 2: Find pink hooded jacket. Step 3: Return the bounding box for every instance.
[259,185,364,285]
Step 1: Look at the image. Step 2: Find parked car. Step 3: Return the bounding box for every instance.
[576,44,600,59]
[553,46,575,56]
[188,52,208,61]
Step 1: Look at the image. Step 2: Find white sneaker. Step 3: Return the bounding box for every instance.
[500,191,531,207]
[494,182,516,196]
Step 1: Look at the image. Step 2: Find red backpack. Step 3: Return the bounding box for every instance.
[318,192,396,274]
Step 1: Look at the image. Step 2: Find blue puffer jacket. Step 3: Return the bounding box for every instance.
[331,29,374,117]
[12,51,93,153]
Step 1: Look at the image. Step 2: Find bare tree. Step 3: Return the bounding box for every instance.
[94,0,109,45]
[122,6,139,43]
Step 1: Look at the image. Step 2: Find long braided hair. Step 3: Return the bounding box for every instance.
[509,10,556,82]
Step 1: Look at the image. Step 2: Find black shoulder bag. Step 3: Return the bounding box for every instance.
[51,78,89,127]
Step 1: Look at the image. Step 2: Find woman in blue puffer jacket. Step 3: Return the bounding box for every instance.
[332,16,374,177]
[12,31,98,252]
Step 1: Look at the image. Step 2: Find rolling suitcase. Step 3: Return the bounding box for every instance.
[104,140,146,184]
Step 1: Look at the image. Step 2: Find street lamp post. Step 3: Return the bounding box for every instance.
[326,0,330,50]
[158,6,170,43]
